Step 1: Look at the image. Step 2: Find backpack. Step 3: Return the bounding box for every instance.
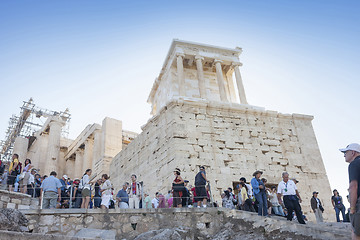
[15,162,22,174]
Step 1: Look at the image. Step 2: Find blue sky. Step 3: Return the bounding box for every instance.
[1,0,359,207]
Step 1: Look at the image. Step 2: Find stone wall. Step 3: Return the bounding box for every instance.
[20,208,350,240]
[110,99,333,222]
[0,190,39,210]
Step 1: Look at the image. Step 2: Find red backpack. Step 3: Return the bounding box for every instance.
[15,162,22,174]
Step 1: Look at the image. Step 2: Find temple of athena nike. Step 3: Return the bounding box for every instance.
[110,39,333,221]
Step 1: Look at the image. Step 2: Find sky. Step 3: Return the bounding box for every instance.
[0,0,359,208]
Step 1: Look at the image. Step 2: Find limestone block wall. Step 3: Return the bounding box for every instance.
[111,99,333,222]
[0,190,39,210]
[20,208,350,239]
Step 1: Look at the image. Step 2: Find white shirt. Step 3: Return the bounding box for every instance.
[245,183,253,196]
[277,180,297,196]
[152,197,159,208]
[28,174,35,185]
[82,175,91,190]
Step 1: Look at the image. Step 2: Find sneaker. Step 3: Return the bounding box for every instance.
[203,205,207,208]
[197,206,201,208]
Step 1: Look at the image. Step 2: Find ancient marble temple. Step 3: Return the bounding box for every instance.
[110,39,333,222]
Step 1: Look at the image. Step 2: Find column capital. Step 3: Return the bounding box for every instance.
[214,59,223,64]
[176,52,185,58]
[231,62,243,67]
[195,55,204,61]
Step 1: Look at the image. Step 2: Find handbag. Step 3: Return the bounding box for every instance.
[19,172,26,180]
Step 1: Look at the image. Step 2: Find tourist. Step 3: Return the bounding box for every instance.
[40,171,62,209]
[261,178,272,215]
[7,154,20,192]
[172,168,184,208]
[167,191,173,208]
[269,186,284,216]
[310,191,324,223]
[93,179,102,208]
[182,180,190,207]
[34,173,41,197]
[144,192,152,208]
[195,166,209,208]
[100,174,112,209]
[80,169,92,209]
[222,190,235,209]
[277,172,305,224]
[158,193,166,208]
[152,192,159,208]
[59,175,68,191]
[20,158,32,194]
[339,143,360,239]
[72,179,82,208]
[165,190,171,207]
[116,182,129,209]
[331,189,346,222]
[251,170,267,216]
[27,168,36,197]
[239,182,254,212]
[128,174,142,209]
[228,187,237,207]
[240,177,253,200]
[59,175,68,203]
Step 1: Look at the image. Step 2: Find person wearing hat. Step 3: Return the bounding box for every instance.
[251,170,267,216]
[277,172,305,224]
[194,166,209,208]
[172,168,184,208]
[340,143,360,239]
[310,191,324,223]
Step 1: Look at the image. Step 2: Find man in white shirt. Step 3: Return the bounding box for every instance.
[152,192,159,208]
[277,172,305,224]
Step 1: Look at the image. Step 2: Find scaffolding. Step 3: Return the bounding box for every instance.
[0,98,70,162]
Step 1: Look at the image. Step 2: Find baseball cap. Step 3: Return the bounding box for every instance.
[63,175,68,179]
[339,143,360,153]
[313,191,319,195]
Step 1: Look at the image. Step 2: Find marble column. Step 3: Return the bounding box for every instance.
[83,138,94,174]
[195,55,206,98]
[214,59,228,102]
[13,137,29,164]
[92,130,102,176]
[176,53,186,96]
[74,149,84,178]
[232,62,248,104]
[45,119,63,174]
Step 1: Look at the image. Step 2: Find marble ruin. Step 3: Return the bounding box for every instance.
[6,113,137,180]
[110,40,333,221]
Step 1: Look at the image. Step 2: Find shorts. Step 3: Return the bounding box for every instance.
[350,197,360,236]
[195,185,207,202]
[81,188,91,198]
[101,194,112,208]
[7,171,17,186]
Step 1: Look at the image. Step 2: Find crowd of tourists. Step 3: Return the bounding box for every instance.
[0,146,355,229]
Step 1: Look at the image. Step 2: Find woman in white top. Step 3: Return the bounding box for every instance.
[21,159,32,194]
[81,169,92,209]
[100,174,113,209]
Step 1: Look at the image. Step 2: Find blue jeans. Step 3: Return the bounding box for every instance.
[255,192,268,216]
[334,205,346,222]
[273,205,285,216]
